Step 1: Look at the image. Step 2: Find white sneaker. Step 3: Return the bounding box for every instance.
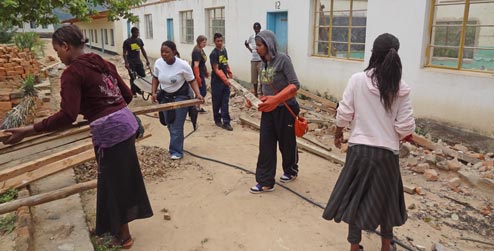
[170,155,182,160]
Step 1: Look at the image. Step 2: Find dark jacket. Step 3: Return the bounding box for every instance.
[34,53,132,132]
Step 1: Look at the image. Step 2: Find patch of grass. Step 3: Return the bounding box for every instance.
[0,214,16,235]
[0,189,18,204]
[91,234,121,251]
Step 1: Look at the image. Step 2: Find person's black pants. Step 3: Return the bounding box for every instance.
[211,81,231,124]
[255,103,299,187]
[128,61,146,95]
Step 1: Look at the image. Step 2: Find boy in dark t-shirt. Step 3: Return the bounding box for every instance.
[123,27,150,96]
[209,33,233,131]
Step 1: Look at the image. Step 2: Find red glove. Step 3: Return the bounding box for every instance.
[215,69,230,86]
[227,66,233,78]
[193,66,202,87]
[403,134,413,143]
[258,84,297,112]
[245,98,252,108]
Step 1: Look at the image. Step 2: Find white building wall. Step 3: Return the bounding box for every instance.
[366,0,494,136]
[75,19,120,54]
[104,0,494,136]
[18,23,55,34]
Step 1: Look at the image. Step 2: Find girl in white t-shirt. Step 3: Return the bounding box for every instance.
[151,41,204,160]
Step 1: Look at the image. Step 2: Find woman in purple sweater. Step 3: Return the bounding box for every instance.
[3,25,152,249]
[322,33,415,251]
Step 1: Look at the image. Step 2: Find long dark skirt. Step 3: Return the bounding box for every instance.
[95,135,153,236]
[322,144,407,230]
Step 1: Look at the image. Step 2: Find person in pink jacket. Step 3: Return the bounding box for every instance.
[322,33,415,251]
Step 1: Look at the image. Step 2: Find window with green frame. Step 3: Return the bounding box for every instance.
[313,0,367,60]
[206,7,225,45]
[427,0,494,72]
[180,10,194,44]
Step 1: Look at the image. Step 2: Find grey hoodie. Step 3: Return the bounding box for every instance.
[256,30,300,104]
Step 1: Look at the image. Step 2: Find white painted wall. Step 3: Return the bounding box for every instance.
[70,0,494,136]
[18,23,55,33]
[75,19,120,54]
[366,0,494,136]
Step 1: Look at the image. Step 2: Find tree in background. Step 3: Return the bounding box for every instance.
[0,0,143,26]
[0,21,16,43]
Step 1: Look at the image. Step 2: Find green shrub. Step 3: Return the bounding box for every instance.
[0,189,17,204]
[0,21,16,43]
[13,32,44,57]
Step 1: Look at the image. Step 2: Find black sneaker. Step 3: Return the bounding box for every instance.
[280,173,297,183]
[250,184,274,194]
[215,121,222,127]
[222,123,233,131]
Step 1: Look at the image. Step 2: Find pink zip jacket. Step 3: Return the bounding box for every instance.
[336,71,416,152]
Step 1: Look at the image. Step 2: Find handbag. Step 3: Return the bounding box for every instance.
[267,83,308,137]
[284,103,308,137]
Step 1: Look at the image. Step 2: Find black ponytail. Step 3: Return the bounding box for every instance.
[365,33,402,112]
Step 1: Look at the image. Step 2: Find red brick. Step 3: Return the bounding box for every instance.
[0,101,12,110]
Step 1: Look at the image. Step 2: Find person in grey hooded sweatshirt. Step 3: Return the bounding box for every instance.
[250,30,301,194]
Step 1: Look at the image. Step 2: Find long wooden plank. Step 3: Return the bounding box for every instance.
[0,126,90,154]
[1,99,200,146]
[132,99,202,115]
[0,126,90,155]
[0,179,97,215]
[229,79,263,108]
[0,132,91,165]
[239,115,345,164]
[0,149,95,194]
[0,141,94,182]
[0,134,150,194]
[298,89,337,110]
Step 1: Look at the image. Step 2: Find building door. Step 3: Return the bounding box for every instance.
[267,11,288,53]
[167,19,174,42]
[127,21,131,38]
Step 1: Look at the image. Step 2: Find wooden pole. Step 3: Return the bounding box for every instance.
[132,99,202,115]
[239,115,344,165]
[0,179,97,215]
[229,79,263,108]
[297,89,337,111]
[1,99,201,145]
[0,126,90,155]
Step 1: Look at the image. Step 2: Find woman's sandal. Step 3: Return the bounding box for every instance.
[119,236,134,249]
[113,236,133,249]
[350,245,364,251]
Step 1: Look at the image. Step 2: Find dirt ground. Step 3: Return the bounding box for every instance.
[24,41,494,251]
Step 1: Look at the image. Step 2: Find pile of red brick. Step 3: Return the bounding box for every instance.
[0,45,44,121]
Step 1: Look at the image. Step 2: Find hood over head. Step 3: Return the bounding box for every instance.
[72,53,110,74]
[256,30,278,59]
